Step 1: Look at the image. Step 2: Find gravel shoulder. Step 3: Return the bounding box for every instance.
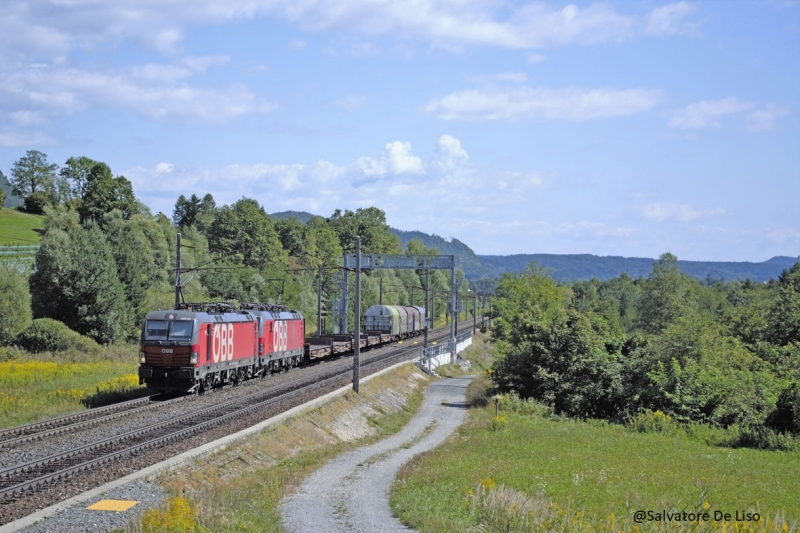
[281,376,474,533]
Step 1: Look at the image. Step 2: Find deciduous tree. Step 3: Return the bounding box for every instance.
[206,198,286,270]
[78,163,139,225]
[0,264,33,345]
[10,150,57,198]
[59,156,98,198]
[636,253,698,334]
[768,262,800,346]
[29,218,132,344]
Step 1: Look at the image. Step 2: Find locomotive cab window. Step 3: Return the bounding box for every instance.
[145,320,169,340]
[169,320,194,340]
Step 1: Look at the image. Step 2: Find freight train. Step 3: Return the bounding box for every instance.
[138,303,426,393]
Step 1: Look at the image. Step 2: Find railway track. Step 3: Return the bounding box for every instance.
[0,395,192,449]
[0,319,483,523]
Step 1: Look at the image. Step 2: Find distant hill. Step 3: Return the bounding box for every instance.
[390,229,494,278]
[478,254,798,283]
[0,171,24,208]
[270,211,797,283]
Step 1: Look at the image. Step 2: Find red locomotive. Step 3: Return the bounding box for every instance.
[138,302,305,393]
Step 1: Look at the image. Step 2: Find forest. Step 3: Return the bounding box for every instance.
[488,254,800,450]
[0,150,465,353]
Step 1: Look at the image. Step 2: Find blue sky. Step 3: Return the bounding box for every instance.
[1,1,798,262]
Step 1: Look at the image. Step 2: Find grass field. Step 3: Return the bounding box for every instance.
[391,338,800,533]
[0,346,146,428]
[0,208,44,245]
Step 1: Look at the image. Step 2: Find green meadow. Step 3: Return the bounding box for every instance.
[391,336,799,533]
[0,208,44,245]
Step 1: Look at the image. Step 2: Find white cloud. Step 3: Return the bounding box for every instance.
[425,87,662,121]
[747,104,790,132]
[352,141,425,178]
[155,162,174,174]
[468,72,528,83]
[0,130,56,148]
[768,227,800,243]
[430,134,469,173]
[0,0,693,66]
[0,62,273,125]
[668,97,753,129]
[124,134,541,236]
[641,203,726,221]
[645,2,696,36]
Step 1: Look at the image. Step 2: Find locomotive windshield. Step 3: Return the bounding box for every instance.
[169,320,193,340]
[145,320,168,340]
[144,320,194,341]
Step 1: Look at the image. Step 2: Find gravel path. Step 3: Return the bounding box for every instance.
[281,376,474,533]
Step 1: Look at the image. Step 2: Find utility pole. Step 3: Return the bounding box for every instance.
[353,236,361,393]
[342,265,349,333]
[454,295,458,338]
[424,267,430,348]
[174,233,182,309]
[379,276,383,305]
[450,265,456,363]
[473,290,477,335]
[317,264,322,335]
[411,285,414,306]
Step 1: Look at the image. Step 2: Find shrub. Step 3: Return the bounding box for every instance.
[23,191,50,214]
[766,382,800,435]
[497,392,555,418]
[489,416,507,431]
[16,318,102,355]
[732,423,799,452]
[139,496,197,533]
[628,409,682,436]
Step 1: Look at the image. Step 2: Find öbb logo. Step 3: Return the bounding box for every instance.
[212,324,235,363]
[273,320,287,352]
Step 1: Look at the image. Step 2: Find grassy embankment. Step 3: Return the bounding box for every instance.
[0,346,146,428]
[0,208,43,245]
[391,333,800,533]
[123,364,433,533]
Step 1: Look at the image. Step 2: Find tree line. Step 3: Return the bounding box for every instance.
[488,253,800,447]
[0,151,465,352]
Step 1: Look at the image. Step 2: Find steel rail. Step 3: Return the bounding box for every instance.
[0,396,196,449]
[0,396,159,442]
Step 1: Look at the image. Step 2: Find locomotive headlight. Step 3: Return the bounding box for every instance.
[190,351,199,365]
[139,351,146,364]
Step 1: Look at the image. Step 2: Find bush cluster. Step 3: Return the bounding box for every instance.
[488,257,800,451]
[15,318,102,355]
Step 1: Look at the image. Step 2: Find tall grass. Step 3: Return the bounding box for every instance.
[0,345,147,428]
